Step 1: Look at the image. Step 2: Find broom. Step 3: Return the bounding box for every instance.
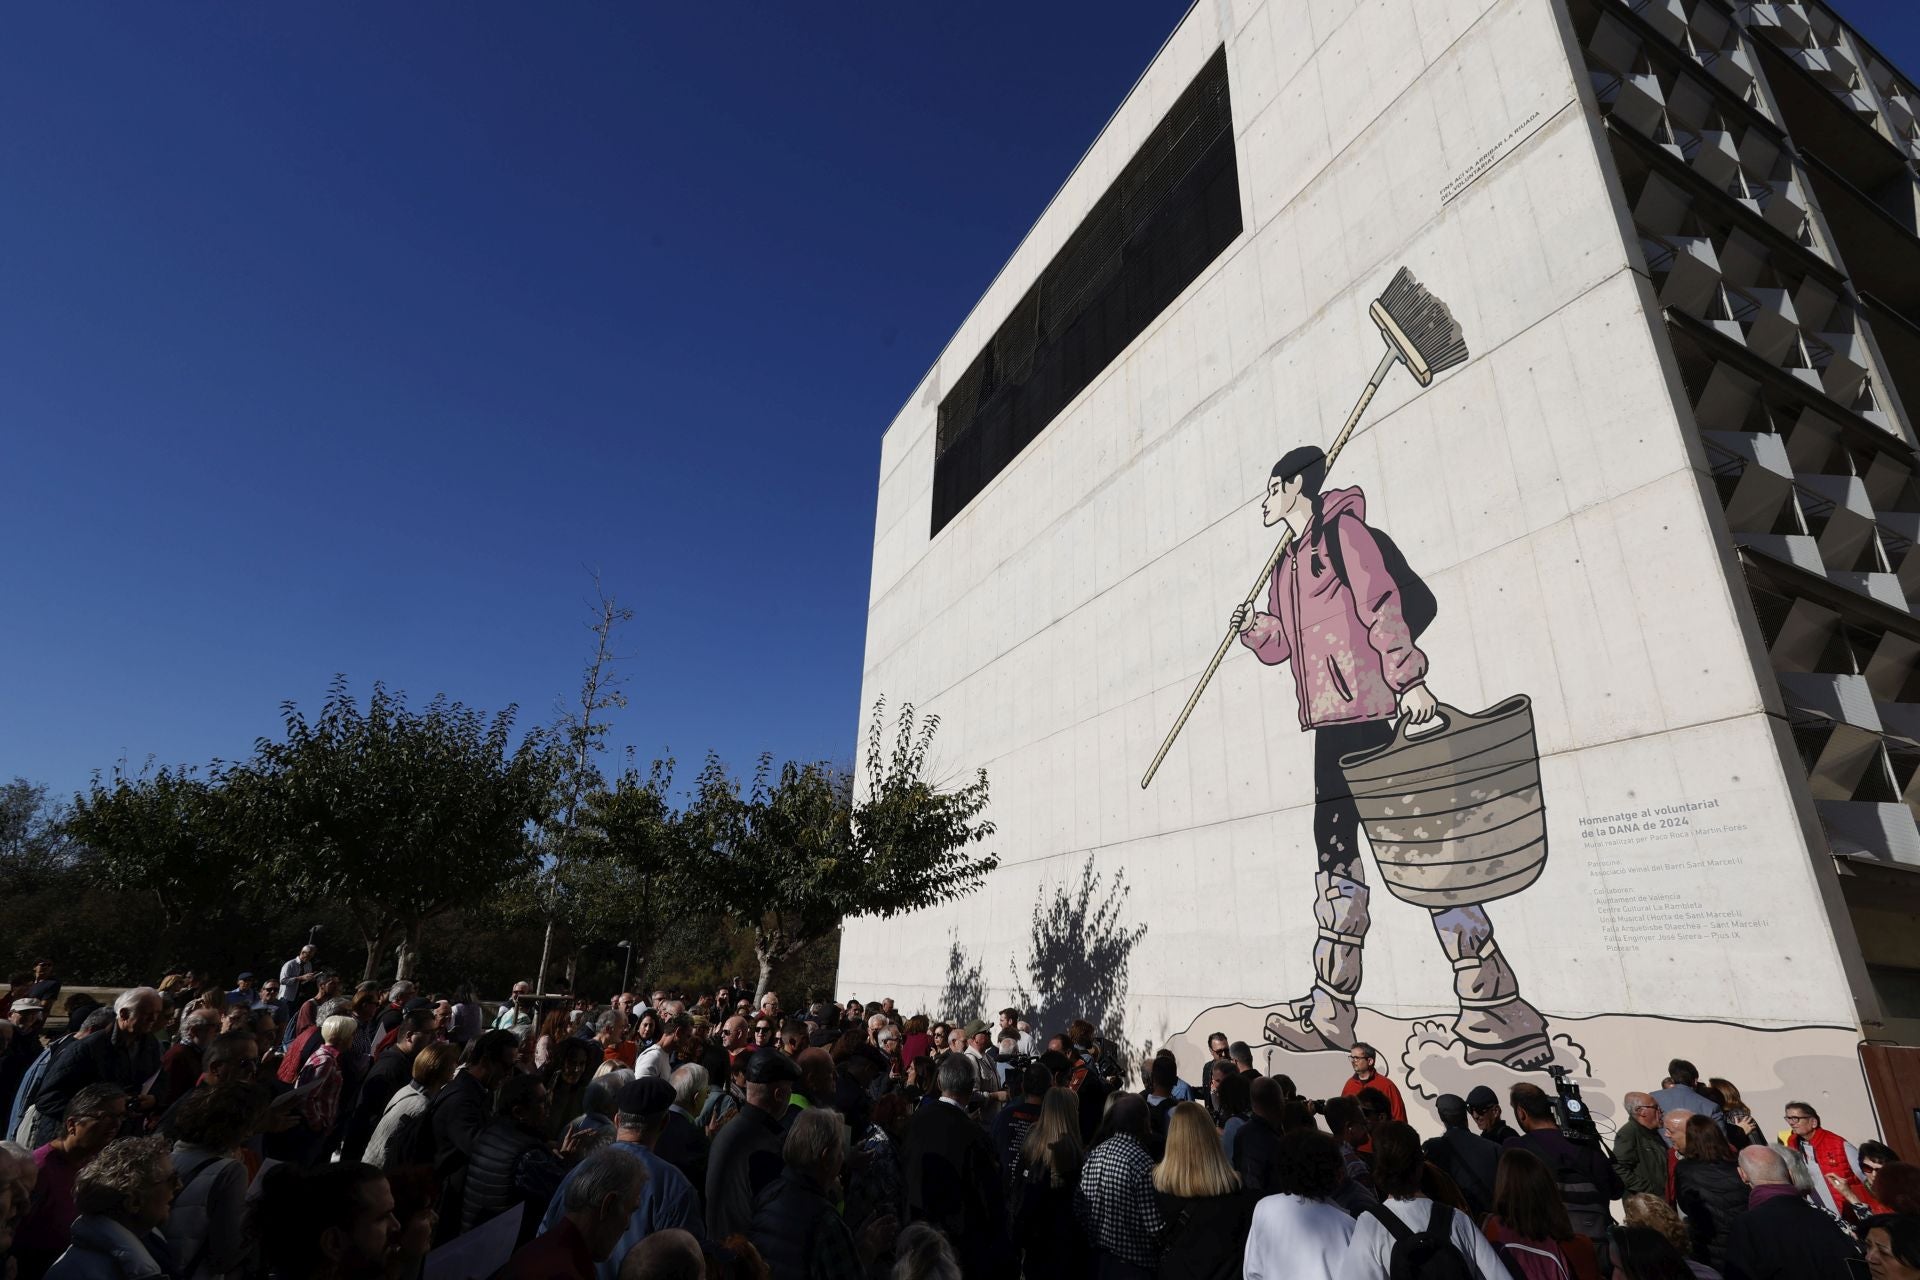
[1139,267,1470,789]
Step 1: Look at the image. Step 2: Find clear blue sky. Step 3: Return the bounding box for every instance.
[3,1,1916,802]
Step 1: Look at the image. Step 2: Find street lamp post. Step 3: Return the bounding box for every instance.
[617,940,632,996]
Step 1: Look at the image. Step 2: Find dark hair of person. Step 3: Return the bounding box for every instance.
[1785,1099,1819,1122]
[496,1073,546,1119]
[1492,1148,1574,1241]
[1666,1059,1700,1086]
[1321,1095,1362,1135]
[396,1008,435,1040]
[204,1030,259,1069]
[1272,1129,1343,1200]
[829,1028,866,1063]
[1021,1063,1053,1099]
[468,1029,519,1067]
[1866,1215,1920,1269]
[1370,1121,1425,1198]
[1271,1074,1297,1101]
[1875,1165,1920,1216]
[1861,1140,1899,1168]
[1512,1089,1555,1122]
[1228,1041,1254,1066]
[1356,1086,1390,1117]
[1067,1019,1096,1046]
[1280,1100,1316,1132]
[1150,1055,1178,1092]
[1217,1071,1251,1120]
[1693,1083,1726,1109]
[173,1082,270,1151]
[1609,1225,1697,1280]
[1248,1076,1282,1118]
[252,1162,390,1280]
[1272,446,1328,495]
[1094,1093,1153,1147]
[537,1009,571,1044]
[1683,1114,1735,1163]
[544,1036,598,1083]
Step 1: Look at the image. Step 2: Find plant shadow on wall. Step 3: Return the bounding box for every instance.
[942,858,1148,1047]
[940,934,985,1024]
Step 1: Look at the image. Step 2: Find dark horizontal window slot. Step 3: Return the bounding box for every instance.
[931,47,1242,536]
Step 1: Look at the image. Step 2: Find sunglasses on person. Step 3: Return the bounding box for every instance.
[753,1023,773,1035]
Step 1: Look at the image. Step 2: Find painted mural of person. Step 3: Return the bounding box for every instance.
[1229,445,1551,1070]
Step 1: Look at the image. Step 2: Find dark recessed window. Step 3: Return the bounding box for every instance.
[930,47,1242,536]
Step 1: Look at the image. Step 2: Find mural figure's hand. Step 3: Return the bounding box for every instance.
[1230,603,1255,633]
[1400,683,1439,724]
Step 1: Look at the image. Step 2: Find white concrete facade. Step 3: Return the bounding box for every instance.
[844,0,1915,1139]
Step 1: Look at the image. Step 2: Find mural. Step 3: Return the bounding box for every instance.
[1134,265,1867,1130]
[1141,268,1556,1072]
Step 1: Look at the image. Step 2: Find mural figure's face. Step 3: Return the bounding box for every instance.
[1262,473,1307,528]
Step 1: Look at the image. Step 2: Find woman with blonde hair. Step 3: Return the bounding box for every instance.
[293,1015,357,1163]
[1012,1088,1089,1279]
[1151,1101,1256,1280]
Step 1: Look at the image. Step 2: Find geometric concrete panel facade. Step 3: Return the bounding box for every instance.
[844,0,1920,1144]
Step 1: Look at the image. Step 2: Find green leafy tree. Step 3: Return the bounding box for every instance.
[63,763,235,927]
[228,677,557,981]
[685,699,997,999]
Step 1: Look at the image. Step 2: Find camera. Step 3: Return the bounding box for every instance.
[1547,1065,1602,1146]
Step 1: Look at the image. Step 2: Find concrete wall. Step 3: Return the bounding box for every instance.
[845,0,1877,1138]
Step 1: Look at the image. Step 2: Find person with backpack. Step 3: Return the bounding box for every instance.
[1479,1148,1603,1280]
[1233,447,1550,1071]
[1335,1121,1506,1280]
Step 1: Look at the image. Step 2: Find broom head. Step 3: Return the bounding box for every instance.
[1370,267,1469,387]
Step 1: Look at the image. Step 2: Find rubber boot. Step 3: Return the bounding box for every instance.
[1265,871,1368,1052]
[1432,905,1553,1069]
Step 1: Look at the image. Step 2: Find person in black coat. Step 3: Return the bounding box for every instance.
[26,989,165,1140]
[1231,1077,1286,1195]
[904,1055,1011,1278]
[341,1010,434,1161]
[460,1074,572,1238]
[748,1107,884,1280]
[1422,1093,1499,1215]
[1010,1087,1091,1280]
[654,1065,710,1192]
[1721,1146,1865,1280]
[1675,1114,1749,1270]
[1152,1102,1259,1280]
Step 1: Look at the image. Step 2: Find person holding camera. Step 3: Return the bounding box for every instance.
[1507,1088,1622,1243]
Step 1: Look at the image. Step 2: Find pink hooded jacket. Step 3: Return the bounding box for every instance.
[1238,486,1429,730]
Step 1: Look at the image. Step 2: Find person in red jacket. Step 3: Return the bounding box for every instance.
[1780,1100,1885,1220]
[1338,1043,1406,1121]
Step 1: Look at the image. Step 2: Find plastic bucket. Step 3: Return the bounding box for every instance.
[1336,695,1547,908]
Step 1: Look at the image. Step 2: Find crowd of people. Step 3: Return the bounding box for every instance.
[0,953,1917,1280]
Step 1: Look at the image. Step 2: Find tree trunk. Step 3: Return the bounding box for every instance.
[754,946,777,1004]
[359,920,397,982]
[395,920,423,980]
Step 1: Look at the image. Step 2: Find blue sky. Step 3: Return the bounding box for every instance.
[3,1,1916,803]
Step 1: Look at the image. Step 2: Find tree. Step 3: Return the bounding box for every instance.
[63,763,235,927]
[534,582,632,995]
[228,677,556,981]
[685,699,997,999]
[1,777,73,888]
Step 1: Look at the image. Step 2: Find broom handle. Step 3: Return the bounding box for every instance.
[1139,345,1401,789]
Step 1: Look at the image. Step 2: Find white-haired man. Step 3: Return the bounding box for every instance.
[24,988,163,1143]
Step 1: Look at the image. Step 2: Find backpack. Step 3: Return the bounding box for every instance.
[1322,512,1438,639]
[1365,1201,1475,1280]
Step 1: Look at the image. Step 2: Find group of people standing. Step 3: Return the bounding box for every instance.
[2,954,1919,1280]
